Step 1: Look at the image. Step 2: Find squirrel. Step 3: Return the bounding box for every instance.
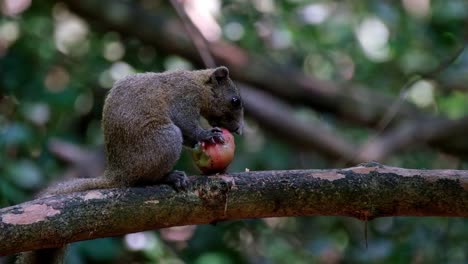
[16,66,244,264]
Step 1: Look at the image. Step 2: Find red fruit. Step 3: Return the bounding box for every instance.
[192,128,235,175]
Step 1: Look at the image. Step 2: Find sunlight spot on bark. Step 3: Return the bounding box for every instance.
[83,190,106,201]
[2,204,60,225]
[144,200,160,205]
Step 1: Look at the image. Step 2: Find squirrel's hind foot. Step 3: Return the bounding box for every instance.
[164,170,190,191]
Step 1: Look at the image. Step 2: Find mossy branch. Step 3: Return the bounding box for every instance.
[1,162,468,256]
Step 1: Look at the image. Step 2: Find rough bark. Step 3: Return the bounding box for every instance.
[1,163,467,256]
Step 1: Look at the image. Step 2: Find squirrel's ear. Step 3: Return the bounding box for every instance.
[211,66,229,85]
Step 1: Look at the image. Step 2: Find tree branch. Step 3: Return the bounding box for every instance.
[1,163,467,256]
[241,84,357,162]
[169,0,216,68]
[356,116,468,161]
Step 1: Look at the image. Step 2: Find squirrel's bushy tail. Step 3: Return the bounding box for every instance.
[41,177,116,196]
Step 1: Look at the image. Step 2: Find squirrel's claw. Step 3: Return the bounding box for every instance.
[165,170,190,191]
[211,127,222,133]
[213,135,225,144]
[200,127,225,144]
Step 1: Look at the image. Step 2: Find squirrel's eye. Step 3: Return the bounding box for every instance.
[231,96,241,108]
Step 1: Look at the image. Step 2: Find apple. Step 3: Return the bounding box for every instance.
[192,128,235,174]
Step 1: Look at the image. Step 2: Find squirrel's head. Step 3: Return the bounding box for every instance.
[203,66,244,135]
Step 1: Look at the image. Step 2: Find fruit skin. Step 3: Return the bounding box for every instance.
[192,128,235,174]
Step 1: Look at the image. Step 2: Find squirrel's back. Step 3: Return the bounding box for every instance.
[103,69,214,128]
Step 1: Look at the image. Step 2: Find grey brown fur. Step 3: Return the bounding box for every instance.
[17,66,243,264]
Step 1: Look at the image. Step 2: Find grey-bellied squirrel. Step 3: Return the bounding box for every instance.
[17,66,244,263]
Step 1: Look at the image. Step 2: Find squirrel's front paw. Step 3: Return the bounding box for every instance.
[200,127,225,144]
[165,170,190,191]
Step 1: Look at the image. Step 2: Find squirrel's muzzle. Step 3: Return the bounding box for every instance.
[233,120,244,135]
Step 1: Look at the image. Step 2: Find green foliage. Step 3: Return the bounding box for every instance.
[1,0,467,263]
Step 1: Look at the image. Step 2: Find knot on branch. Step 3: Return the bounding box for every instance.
[358,161,384,168]
[194,176,234,208]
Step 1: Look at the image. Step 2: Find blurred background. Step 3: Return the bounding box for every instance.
[1,0,467,263]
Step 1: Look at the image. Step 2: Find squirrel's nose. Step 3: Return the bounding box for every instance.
[234,121,244,135]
